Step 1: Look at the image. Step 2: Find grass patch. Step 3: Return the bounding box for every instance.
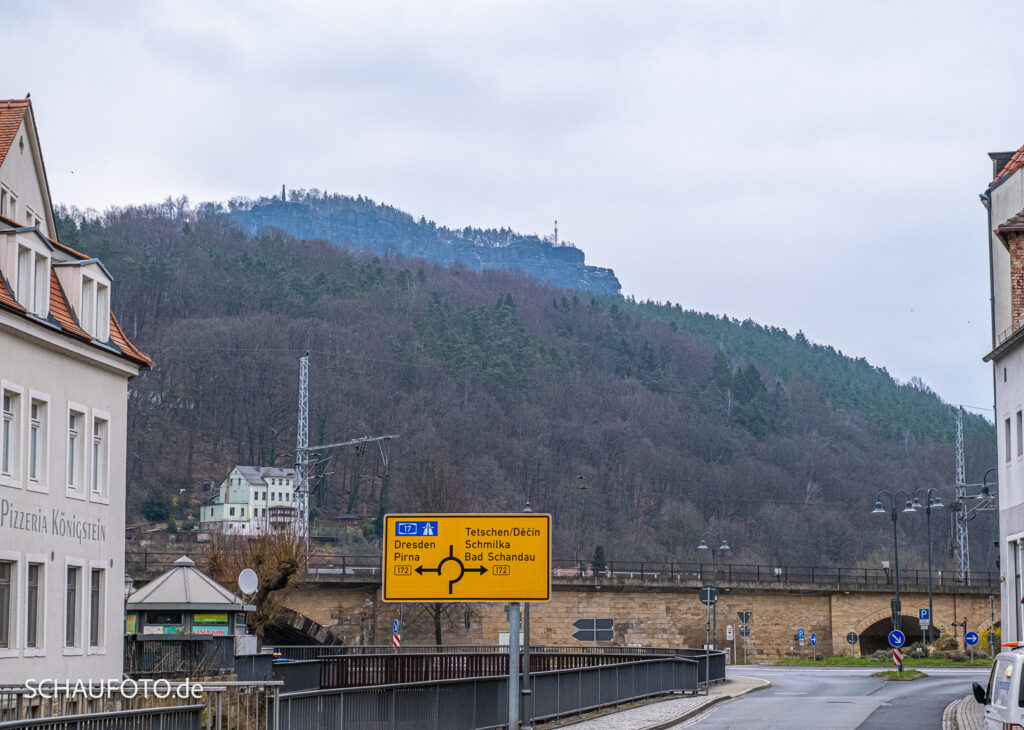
[872,669,927,681]
[775,656,992,667]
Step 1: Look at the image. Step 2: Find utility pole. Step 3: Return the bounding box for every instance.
[954,407,970,585]
[295,354,398,559]
[296,353,310,554]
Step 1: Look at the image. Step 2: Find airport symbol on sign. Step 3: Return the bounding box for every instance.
[888,630,906,648]
[383,513,551,602]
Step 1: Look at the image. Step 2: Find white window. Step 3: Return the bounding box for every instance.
[33,255,47,316]
[67,407,85,492]
[27,396,48,489]
[25,562,43,650]
[81,277,95,337]
[1,387,21,485]
[1007,418,1013,463]
[1018,411,1023,458]
[95,283,109,340]
[91,415,108,497]
[89,568,104,648]
[0,561,12,649]
[65,565,80,649]
[14,246,49,317]
[0,188,6,216]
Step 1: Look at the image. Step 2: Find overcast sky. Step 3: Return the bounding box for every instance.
[4,0,1018,415]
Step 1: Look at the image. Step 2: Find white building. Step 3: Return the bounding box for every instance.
[199,465,300,535]
[981,148,1024,644]
[0,97,150,683]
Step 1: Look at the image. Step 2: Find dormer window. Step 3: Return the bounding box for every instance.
[15,245,49,317]
[79,274,110,341]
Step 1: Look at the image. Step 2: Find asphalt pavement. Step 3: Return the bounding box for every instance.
[675,666,990,729]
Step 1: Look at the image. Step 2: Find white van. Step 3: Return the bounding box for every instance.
[974,645,1024,728]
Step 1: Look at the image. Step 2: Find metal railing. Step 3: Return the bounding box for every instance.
[279,655,708,729]
[0,681,282,730]
[127,549,1000,589]
[269,644,698,661]
[0,704,203,729]
[317,649,668,689]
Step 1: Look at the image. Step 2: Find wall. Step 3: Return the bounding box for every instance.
[282,584,997,661]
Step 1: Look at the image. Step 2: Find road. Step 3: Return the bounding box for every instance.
[678,666,990,729]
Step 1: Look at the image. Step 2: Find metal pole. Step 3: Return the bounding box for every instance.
[990,595,996,658]
[522,602,532,729]
[711,548,717,650]
[926,502,934,645]
[507,602,521,730]
[704,599,710,695]
[891,508,902,632]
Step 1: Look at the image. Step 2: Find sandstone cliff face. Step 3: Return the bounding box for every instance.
[230,196,622,295]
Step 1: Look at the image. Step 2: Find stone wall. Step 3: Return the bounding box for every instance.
[282,584,996,661]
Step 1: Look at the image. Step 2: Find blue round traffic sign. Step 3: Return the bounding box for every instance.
[811,633,817,646]
[888,630,906,648]
[965,631,979,646]
[393,619,400,633]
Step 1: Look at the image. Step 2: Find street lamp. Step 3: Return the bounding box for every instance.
[909,489,943,644]
[872,490,915,637]
[697,532,729,692]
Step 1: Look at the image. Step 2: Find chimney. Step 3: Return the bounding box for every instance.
[996,210,1024,329]
[282,184,286,202]
[990,151,1017,179]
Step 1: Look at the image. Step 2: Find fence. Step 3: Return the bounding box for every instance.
[279,655,705,729]
[126,549,1000,589]
[317,649,675,689]
[0,705,203,729]
[0,682,282,730]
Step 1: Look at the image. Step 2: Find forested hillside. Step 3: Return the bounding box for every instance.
[54,201,997,570]
[227,190,621,295]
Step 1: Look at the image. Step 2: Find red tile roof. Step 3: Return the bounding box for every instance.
[996,209,1024,245]
[995,144,1024,183]
[0,272,26,315]
[110,313,152,367]
[46,267,90,341]
[0,99,29,169]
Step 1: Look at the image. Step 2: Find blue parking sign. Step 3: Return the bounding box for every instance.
[797,629,804,639]
[888,630,906,648]
[919,608,929,620]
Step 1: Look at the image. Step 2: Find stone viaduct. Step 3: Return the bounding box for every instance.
[277,569,1000,661]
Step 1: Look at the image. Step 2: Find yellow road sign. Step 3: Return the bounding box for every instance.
[383,513,551,602]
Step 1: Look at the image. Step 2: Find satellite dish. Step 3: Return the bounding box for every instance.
[238,568,259,596]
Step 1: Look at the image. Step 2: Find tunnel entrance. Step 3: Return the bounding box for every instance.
[858,616,927,655]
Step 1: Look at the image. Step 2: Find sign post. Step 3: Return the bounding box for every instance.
[811,632,817,662]
[738,612,751,665]
[383,514,551,602]
[846,631,858,657]
[572,618,613,643]
[965,631,979,663]
[384,513,551,730]
[888,629,906,673]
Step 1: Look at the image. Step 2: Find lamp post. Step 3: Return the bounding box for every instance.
[697,532,729,692]
[872,490,916,635]
[909,489,943,645]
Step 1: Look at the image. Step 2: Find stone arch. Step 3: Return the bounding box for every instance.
[264,606,343,646]
[850,606,927,656]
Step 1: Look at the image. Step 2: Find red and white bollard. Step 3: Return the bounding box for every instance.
[892,648,903,669]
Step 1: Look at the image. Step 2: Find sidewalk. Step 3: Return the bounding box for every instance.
[942,694,983,730]
[550,675,771,730]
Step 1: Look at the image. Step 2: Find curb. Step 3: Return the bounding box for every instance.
[638,677,772,730]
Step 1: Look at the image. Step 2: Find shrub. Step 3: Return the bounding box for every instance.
[934,636,959,652]
[948,651,969,662]
[930,650,946,659]
[872,649,890,661]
